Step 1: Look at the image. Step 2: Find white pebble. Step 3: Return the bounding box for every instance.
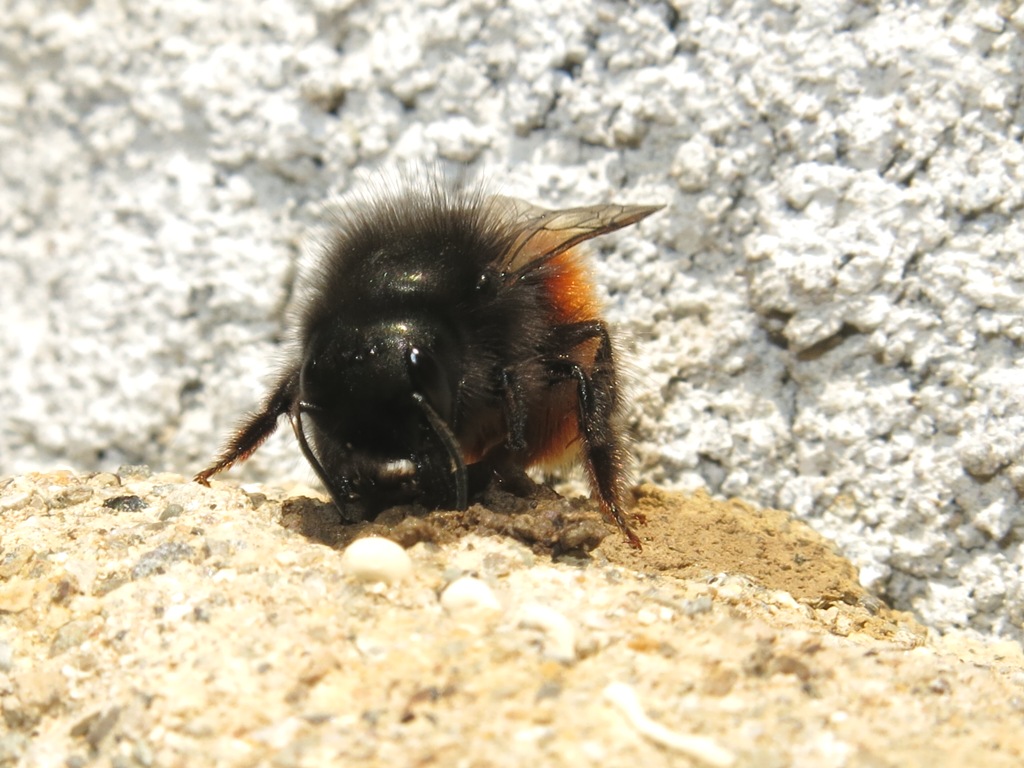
[603,682,736,767]
[517,603,577,663]
[441,576,501,612]
[636,607,658,625]
[274,550,299,566]
[340,537,412,584]
[0,491,34,512]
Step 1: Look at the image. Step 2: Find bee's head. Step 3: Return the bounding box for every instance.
[294,315,464,510]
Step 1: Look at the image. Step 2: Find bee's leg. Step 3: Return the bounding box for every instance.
[414,393,468,510]
[499,369,529,452]
[289,407,359,515]
[542,322,641,549]
[489,369,548,498]
[194,368,299,486]
[468,450,544,499]
[539,320,620,407]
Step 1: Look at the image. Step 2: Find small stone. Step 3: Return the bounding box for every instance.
[340,537,412,584]
[517,603,577,663]
[87,472,121,488]
[103,495,149,513]
[50,618,100,657]
[49,486,93,509]
[636,608,658,626]
[274,550,299,566]
[117,465,152,479]
[159,503,184,521]
[0,491,35,512]
[0,577,35,613]
[131,542,195,579]
[71,707,121,749]
[0,547,34,580]
[440,577,501,613]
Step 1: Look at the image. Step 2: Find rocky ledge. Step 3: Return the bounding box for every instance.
[1,470,1022,767]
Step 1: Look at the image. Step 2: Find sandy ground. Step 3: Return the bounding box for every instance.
[2,470,1022,767]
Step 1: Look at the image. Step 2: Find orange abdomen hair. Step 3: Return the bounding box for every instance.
[545,246,603,325]
[525,246,605,468]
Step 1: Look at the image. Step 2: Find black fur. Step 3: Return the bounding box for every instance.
[195,178,660,548]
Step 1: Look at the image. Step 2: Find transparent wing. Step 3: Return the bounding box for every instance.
[487,196,663,275]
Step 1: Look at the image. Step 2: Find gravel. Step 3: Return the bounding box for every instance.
[2,470,1023,767]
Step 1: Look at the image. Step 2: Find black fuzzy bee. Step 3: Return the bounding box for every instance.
[195,178,660,548]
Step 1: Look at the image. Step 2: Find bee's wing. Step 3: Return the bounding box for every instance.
[488,196,663,275]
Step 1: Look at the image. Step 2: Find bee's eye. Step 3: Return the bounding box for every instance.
[407,346,452,423]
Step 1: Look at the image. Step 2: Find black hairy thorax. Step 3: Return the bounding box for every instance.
[196,177,661,549]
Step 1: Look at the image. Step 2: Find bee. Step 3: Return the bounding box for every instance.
[195,177,661,549]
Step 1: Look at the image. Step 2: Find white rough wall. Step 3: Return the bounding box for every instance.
[1,0,1022,638]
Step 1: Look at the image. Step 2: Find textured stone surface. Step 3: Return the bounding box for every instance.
[1,1,1022,640]
[3,471,1023,768]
